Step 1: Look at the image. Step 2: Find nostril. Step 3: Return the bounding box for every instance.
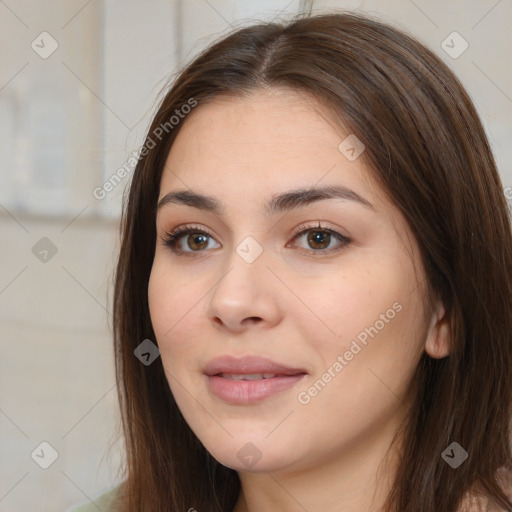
[243,317,263,325]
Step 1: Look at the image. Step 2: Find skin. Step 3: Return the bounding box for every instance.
[148,87,450,512]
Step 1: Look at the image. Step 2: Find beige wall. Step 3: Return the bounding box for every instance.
[0,1,510,511]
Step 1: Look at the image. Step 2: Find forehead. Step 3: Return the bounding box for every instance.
[168,88,343,149]
[159,88,384,213]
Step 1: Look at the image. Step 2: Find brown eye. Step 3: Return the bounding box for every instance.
[306,230,332,250]
[290,224,350,255]
[186,233,209,251]
[162,226,220,254]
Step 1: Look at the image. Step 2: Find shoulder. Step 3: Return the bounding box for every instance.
[64,483,123,512]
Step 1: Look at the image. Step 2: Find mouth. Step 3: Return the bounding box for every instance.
[217,372,297,380]
[204,355,308,405]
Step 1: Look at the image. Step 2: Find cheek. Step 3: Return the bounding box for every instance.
[294,260,400,342]
[299,249,425,378]
[148,261,207,367]
[148,263,174,335]
[294,284,423,441]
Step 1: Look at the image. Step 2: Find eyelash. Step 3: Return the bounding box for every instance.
[160,222,351,257]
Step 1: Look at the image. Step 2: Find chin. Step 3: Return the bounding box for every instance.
[201,436,297,474]
[214,453,291,473]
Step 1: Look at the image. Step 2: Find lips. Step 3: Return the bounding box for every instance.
[204,355,308,405]
[203,355,307,377]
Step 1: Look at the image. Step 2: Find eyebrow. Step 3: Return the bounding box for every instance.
[157,184,375,215]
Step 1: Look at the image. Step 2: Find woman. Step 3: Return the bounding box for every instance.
[69,11,512,512]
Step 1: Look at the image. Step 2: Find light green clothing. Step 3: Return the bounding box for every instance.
[66,484,122,512]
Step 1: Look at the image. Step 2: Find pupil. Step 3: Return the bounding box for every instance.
[308,230,329,249]
[189,233,208,250]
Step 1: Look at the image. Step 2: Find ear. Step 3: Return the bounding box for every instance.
[424,301,451,359]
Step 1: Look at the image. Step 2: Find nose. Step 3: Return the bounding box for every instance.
[206,249,283,334]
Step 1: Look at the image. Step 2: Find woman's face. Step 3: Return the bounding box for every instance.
[148,88,444,474]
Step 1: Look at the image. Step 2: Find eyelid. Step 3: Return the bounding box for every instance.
[160,223,219,253]
[290,221,346,239]
[287,221,350,254]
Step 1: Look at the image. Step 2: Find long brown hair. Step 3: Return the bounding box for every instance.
[112,11,512,511]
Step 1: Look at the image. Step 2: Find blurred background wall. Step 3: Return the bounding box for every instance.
[0,1,510,510]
